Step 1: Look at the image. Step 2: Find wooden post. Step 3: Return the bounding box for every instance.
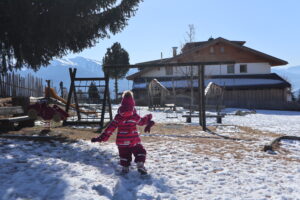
[198,65,206,131]
[65,68,76,113]
[66,68,81,121]
[73,81,81,121]
[107,79,113,121]
[59,81,64,98]
[45,80,51,98]
[100,73,109,129]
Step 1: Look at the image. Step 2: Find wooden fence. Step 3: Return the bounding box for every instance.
[0,73,44,97]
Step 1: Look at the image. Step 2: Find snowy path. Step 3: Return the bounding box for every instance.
[1,137,300,200]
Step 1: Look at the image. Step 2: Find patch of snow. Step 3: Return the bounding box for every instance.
[53,58,77,66]
[1,139,300,199]
[223,108,300,136]
[280,139,300,159]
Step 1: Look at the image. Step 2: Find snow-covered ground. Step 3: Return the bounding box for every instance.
[136,106,300,136]
[1,107,300,200]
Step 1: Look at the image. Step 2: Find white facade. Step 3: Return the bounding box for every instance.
[141,62,271,77]
[205,62,271,76]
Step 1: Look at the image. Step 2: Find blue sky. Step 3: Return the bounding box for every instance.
[66,0,300,66]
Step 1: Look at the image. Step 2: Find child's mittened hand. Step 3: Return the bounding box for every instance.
[144,120,155,133]
[91,134,109,142]
[100,134,110,142]
[146,114,152,122]
[91,137,101,143]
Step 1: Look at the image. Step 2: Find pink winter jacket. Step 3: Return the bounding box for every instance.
[102,108,152,147]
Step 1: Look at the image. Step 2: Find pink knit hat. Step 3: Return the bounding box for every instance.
[118,91,135,116]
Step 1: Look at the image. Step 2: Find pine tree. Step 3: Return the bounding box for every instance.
[102,42,129,101]
[0,0,142,73]
[88,82,100,103]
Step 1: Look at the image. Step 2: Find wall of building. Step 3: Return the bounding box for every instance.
[223,88,285,109]
[141,62,271,77]
[133,87,289,109]
[205,63,271,76]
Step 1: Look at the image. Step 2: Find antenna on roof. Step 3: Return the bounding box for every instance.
[172,47,178,57]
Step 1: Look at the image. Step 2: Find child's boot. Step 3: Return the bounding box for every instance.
[121,166,129,174]
[137,162,147,175]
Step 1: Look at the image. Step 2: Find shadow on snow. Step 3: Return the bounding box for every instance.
[0,138,172,200]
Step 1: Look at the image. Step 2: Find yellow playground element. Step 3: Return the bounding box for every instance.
[44,87,97,115]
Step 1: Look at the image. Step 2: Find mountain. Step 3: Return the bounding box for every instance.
[272,65,300,96]
[16,56,137,98]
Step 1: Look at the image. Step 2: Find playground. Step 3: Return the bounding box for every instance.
[1,68,300,199]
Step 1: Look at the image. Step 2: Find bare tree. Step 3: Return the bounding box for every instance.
[186,24,196,43]
[178,24,196,109]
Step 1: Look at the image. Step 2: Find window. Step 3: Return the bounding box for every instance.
[240,64,247,73]
[227,64,235,74]
[210,47,214,54]
[166,66,173,75]
[220,46,225,53]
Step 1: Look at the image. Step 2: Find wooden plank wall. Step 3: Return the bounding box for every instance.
[133,88,300,110]
[0,73,44,97]
[223,88,285,109]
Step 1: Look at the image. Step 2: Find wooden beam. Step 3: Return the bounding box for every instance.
[107,87,113,121]
[45,80,51,98]
[65,68,76,113]
[100,74,109,129]
[73,83,81,121]
[198,65,206,131]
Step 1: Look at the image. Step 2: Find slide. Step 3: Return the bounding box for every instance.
[45,87,69,105]
[45,87,97,115]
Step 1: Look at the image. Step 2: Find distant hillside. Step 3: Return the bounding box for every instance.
[16,57,137,98]
[272,65,300,95]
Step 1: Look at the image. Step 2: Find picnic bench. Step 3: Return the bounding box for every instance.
[164,104,176,111]
[164,104,178,118]
[182,113,225,124]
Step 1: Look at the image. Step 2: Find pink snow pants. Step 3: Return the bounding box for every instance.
[118,144,146,167]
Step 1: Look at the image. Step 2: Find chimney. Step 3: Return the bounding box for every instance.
[172,47,178,57]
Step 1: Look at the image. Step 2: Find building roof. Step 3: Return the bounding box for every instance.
[127,57,173,79]
[181,40,246,52]
[126,37,288,80]
[171,37,287,66]
[132,73,291,90]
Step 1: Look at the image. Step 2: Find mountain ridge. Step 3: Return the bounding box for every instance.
[272,65,300,94]
[17,56,136,98]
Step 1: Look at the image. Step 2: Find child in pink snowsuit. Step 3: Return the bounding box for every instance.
[91,90,155,175]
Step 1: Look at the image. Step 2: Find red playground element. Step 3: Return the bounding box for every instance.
[28,99,69,122]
